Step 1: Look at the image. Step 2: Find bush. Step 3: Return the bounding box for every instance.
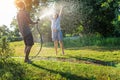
[8,37,22,42]
[63,35,120,48]
[0,36,14,61]
[0,59,28,80]
[42,34,120,48]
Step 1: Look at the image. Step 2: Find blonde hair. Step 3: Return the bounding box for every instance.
[15,0,25,9]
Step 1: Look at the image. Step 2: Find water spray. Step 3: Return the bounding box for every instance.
[39,1,56,20]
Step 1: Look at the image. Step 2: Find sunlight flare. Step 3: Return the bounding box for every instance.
[0,0,17,27]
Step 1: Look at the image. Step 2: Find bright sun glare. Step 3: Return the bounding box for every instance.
[0,0,17,28]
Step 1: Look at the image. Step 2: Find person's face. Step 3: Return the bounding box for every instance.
[53,14,58,19]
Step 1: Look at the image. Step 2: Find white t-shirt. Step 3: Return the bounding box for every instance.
[50,16,61,31]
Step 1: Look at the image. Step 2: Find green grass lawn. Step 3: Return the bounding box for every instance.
[1,41,120,80]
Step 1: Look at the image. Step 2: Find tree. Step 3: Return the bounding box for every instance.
[14,0,120,37]
[0,25,10,37]
[89,0,117,37]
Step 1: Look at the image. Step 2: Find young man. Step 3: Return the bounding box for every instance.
[16,1,38,63]
[50,7,65,55]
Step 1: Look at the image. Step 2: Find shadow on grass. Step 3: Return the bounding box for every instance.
[69,56,117,67]
[31,56,117,67]
[31,63,93,80]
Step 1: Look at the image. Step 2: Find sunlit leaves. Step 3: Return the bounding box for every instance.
[101,2,109,8]
[118,15,120,21]
[107,0,113,3]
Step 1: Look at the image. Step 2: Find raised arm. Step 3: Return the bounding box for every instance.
[59,6,63,16]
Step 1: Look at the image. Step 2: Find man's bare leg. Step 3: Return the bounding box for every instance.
[24,46,32,62]
[24,46,27,54]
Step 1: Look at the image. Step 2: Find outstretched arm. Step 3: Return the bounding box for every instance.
[59,6,63,16]
[25,12,38,24]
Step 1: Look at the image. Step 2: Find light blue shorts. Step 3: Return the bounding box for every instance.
[52,30,63,41]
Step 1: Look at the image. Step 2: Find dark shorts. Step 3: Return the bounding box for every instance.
[52,30,63,41]
[23,33,34,46]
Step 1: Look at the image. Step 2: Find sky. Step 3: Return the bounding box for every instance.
[0,0,17,29]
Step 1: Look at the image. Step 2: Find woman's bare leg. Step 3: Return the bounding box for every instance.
[59,41,65,55]
[54,40,58,55]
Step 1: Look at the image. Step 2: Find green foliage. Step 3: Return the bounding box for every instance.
[0,59,120,80]
[13,0,120,38]
[0,59,28,80]
[0,25,10,37]
[0,23,21,42]
[0,36,14,61]
[5,41,120,80]
[63,35,120,48]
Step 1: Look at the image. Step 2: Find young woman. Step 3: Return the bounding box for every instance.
[50,7,65,55]
[16,1,38,63]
